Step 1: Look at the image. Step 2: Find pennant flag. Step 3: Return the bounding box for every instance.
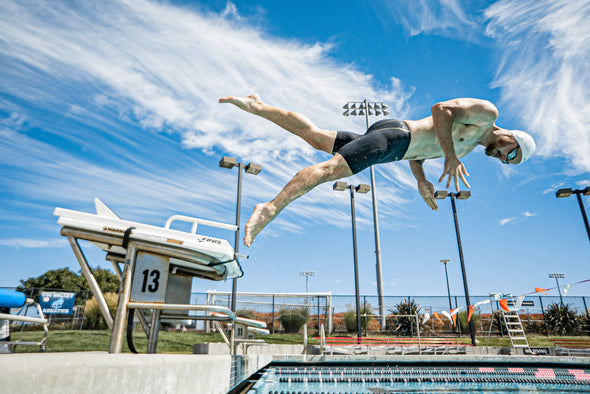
[563,284,572,296]
[474,300,491,309]
[535,287,549,295]
[441,311,453,325]
[468,305,475,322]
[422,313,430,324]
[514,295,525,310]
[499,299,510,312]
[433,312,443,325]
[450,306,466,316]
[449,309,457,326]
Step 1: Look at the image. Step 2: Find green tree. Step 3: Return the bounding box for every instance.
[17,268,84,295]
[91,267,120,293]
[17,267,119,301]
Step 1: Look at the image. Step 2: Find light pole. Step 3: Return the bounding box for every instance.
[342,99,390,331]
[556,187,590,246]
[549,273,565,306]
[434,190,476,346]
[219,156,262,312]
[300,271,316,293]
[440,259,453,311]
[333,181,370,343]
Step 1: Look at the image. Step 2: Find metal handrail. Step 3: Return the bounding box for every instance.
[164,215,237,233]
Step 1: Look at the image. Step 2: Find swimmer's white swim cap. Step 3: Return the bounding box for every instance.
[511,130,536,164]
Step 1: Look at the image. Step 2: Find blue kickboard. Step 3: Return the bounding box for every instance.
[0,289,26,309]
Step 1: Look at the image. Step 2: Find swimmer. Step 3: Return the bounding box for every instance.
[219,94,536,247]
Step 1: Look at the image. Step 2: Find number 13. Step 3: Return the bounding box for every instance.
[141,269,160,293]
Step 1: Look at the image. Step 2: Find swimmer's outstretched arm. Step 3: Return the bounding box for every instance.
[409,160,438,211]
[431,99,492,191]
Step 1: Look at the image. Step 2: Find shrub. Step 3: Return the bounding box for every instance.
[278,307,309,333]
[457,310,481,336]
[83,292,118,329]
[344,302,375,332]
[545,303,581,336]
[387,298,423,336]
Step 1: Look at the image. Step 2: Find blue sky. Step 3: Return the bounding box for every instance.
[1,0,589,304]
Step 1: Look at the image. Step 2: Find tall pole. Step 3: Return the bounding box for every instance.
[220,156,261,312]
[344,100,388,331]
[363,100,386,331]
[549,273,565,306]
[350,187,363,344]
[575,193,590,245]
[300,271,315,294]
[441,259,453,310]
[555,276,563,306]
[364,100,386,332]
[556,187,590,247]
[231,163,244,312]
[450,194,476,346]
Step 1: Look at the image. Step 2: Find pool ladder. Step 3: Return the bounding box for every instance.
[501,310,530,349]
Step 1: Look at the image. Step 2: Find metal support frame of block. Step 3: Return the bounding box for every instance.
[63,229,267,354]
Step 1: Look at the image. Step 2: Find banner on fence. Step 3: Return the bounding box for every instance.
[39,291,76,315]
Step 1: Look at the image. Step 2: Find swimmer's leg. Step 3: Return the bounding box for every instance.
[244,154,352,246]
[219,94,337,153]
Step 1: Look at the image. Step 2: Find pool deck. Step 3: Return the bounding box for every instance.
[1,351,589,394]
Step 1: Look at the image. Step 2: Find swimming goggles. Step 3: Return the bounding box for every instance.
[502,145,520,164]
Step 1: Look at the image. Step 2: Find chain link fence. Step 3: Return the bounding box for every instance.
[203,291,590,337]
[3,287,589,336]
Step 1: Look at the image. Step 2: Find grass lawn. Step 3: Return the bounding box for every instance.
[9,330,320,353]
[9,329,583,354]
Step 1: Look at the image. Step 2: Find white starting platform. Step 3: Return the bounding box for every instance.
[54,198,268,354]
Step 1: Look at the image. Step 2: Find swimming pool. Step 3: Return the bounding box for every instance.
[233,361,590,393]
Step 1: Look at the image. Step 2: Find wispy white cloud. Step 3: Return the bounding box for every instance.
[485,0,590,173]
[500,211,536,226]
[383,0,590,176]
[0,0,415,241]
[499,217,515,226]
[376,0,484,41]
[543,182,565,194]
[0,238,68,249]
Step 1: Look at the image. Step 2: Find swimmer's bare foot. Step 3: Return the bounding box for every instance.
[218,94,264,114]
[244,202,276,247]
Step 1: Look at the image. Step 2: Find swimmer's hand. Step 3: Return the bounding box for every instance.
[418,180,438,211]
[439,156,470,191]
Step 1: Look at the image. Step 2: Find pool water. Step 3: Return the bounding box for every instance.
[246,365,590,393]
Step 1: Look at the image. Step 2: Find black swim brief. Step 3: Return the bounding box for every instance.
[332,119,411,174]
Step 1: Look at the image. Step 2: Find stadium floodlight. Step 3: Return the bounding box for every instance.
[555,187,590,247]
[341,98,391,331]
[333,182,370,343]
[219,156,262,311]
[434,190,475,346]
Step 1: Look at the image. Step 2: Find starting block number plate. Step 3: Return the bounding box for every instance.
[130,252,169,303]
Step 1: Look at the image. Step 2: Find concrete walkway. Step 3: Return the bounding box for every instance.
[0,352,272,394]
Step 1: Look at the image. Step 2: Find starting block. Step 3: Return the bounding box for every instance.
[54,198,267,354]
